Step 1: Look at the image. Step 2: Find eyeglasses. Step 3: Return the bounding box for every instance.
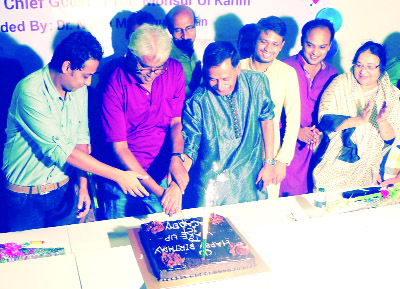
[354,64,380,71]
[136,60,167,76]
[173,25,195,37]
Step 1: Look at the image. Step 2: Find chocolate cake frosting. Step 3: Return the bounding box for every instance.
[139,214,256,281]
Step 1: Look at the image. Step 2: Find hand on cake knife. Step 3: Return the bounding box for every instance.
[178,210,188,226]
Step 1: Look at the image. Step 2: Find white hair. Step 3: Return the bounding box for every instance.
[128,24,172,63]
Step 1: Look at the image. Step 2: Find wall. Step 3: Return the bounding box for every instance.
[1,1,399,80]
[331,0,400,73]
[0,0,332,76]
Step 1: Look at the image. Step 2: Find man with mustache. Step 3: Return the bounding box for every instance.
[101,24,186,218]
[166,5,202,98]
[172,41,276,208]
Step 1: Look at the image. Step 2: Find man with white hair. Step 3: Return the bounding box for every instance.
[101,24,186,217]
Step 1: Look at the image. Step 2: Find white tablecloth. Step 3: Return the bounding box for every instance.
[1,193,399,289]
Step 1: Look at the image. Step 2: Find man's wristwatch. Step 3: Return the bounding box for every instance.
[263,158,276,166]
[171,153,185,162]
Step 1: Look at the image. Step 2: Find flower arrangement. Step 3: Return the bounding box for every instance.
[0,243,26,262]
[0,242,65,263]
[326,185,400,214]
[377,185,400,206]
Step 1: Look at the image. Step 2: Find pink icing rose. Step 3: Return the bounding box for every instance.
[209,213,224,224]
[161,251,185,267]
[228,242,250,256]
[145,221,165,234]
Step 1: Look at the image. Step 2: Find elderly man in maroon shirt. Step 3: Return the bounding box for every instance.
[101,24,188,217]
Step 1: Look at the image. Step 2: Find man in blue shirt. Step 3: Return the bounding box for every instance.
[2,31,149,232]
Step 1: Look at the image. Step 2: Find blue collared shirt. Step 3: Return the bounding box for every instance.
[2,65,90,186]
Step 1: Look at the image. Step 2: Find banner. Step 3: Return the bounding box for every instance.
[1,0,330,75]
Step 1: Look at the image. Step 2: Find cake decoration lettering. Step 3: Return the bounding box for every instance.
[209,240,229,248]
[180,229,201,242]
[198,240,230,256]
[198,246,213,256]
[154,243,196,254]
[164,234,178,241]
[165,219,201,231]
[165,222,180,230]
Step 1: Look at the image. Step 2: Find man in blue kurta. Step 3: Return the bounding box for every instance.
[170,41,276,208]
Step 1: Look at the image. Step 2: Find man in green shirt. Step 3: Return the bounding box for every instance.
[166,5,202,98]
[2,31,149,232]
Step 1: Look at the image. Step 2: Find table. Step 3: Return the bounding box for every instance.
[1,193,400,289]
[0,226,80,289]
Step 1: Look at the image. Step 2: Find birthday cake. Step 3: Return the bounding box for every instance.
[139,214,256,281]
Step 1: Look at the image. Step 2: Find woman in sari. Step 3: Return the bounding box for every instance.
[312,41,400,192]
